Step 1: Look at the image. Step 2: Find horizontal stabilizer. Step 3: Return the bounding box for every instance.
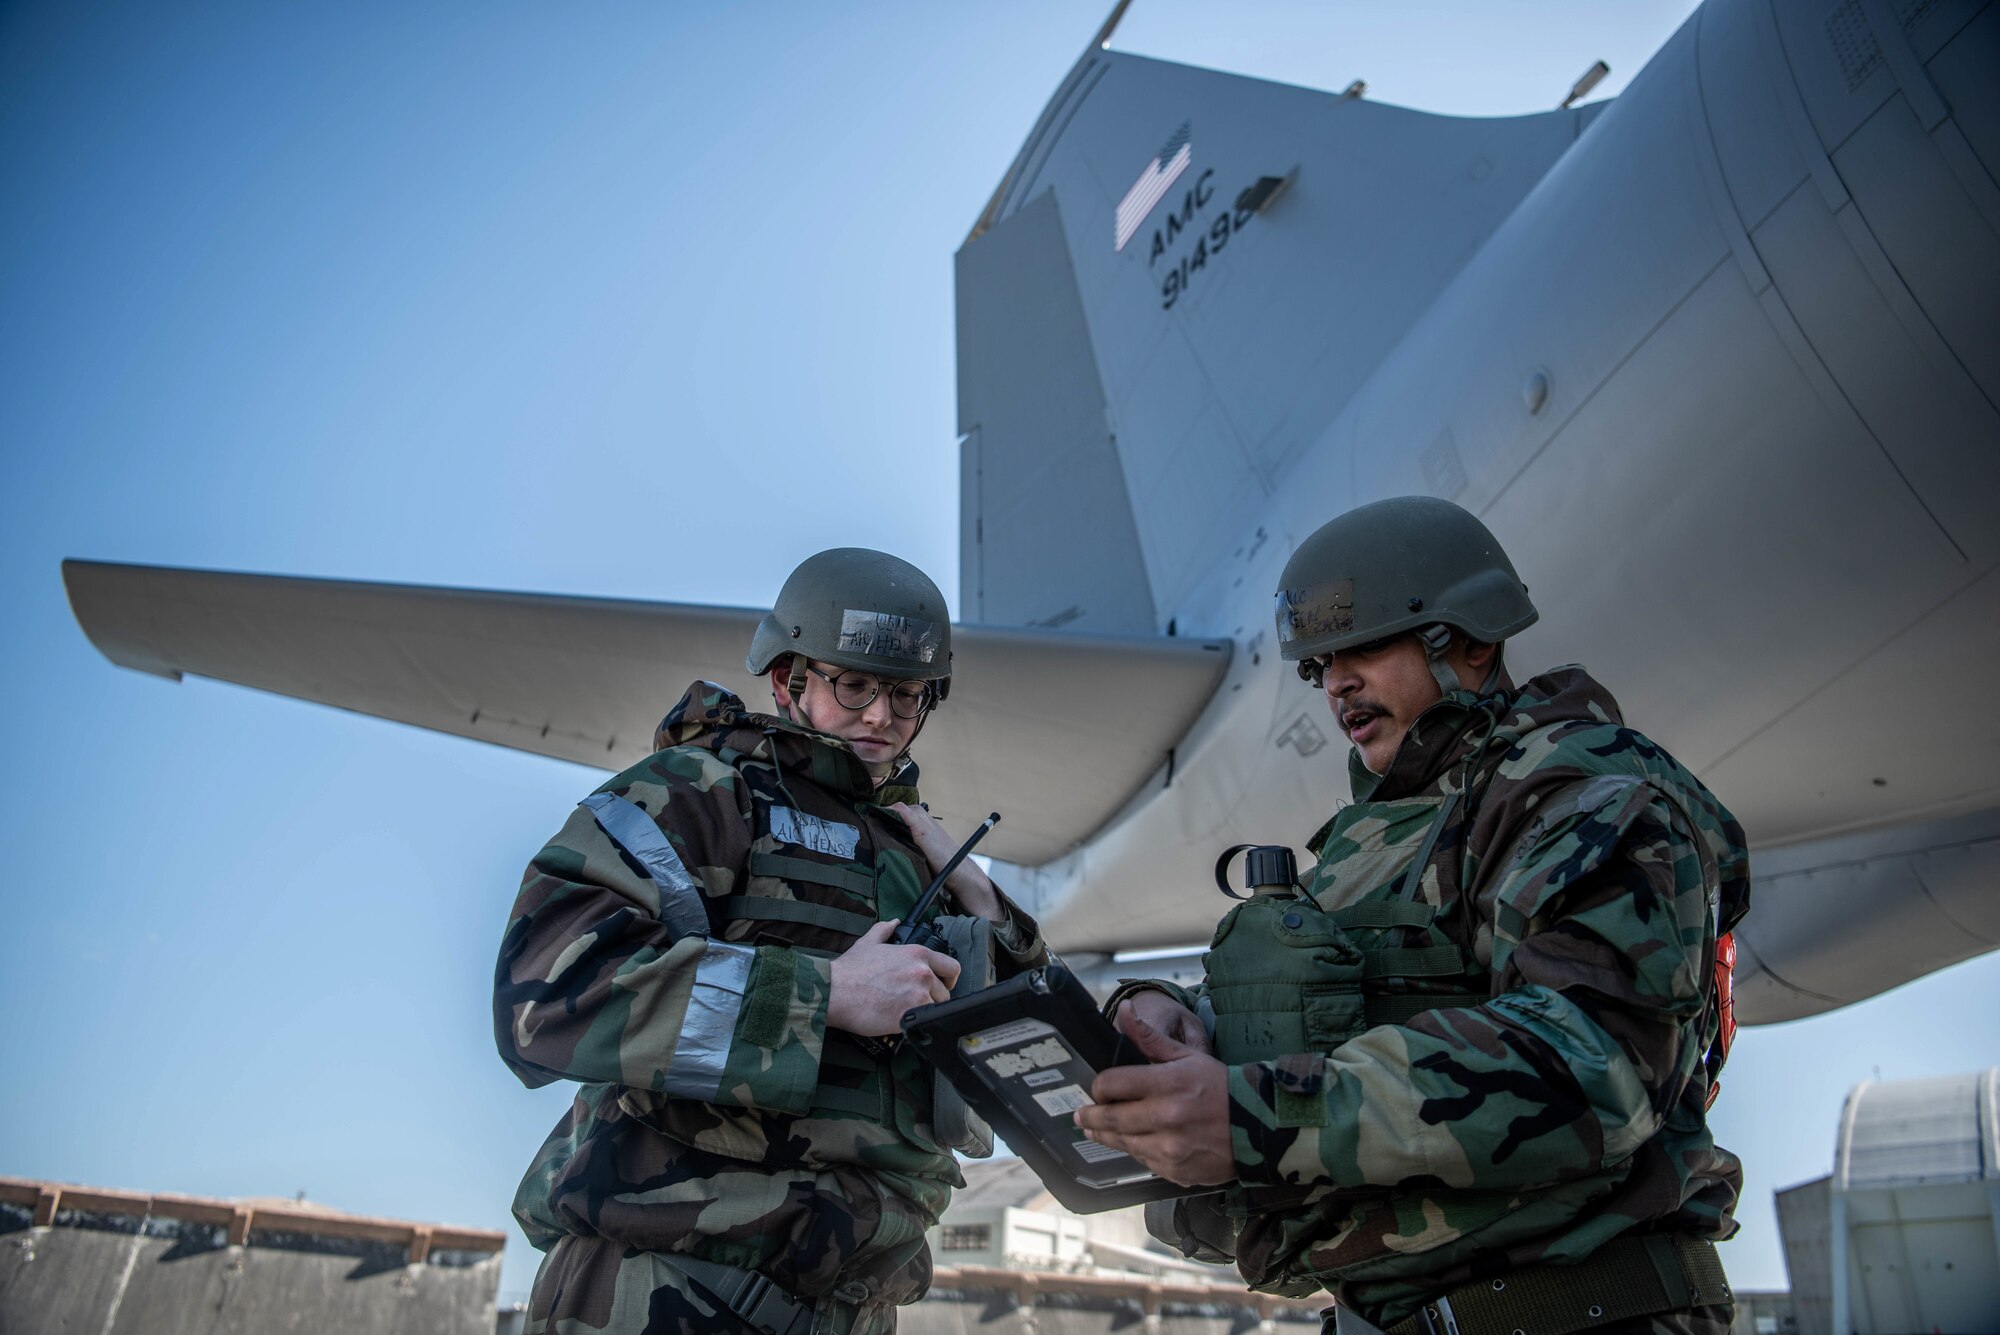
[62,560,1229,865]
[1733,806,2000,1024]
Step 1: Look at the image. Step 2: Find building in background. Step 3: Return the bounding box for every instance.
[1730,1289,1801,1335]
[926,1158,1228,1281]
[0,1175,504,1334]
[35,1093,2000,1335]
[918,1158,1323,1331]
[1777,1067,2000,1334]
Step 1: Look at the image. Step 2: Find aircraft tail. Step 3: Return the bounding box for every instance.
[956,49,1600,633]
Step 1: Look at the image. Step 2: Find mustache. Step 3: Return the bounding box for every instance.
[1335,697,1390,734]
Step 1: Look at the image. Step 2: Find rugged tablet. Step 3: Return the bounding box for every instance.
[900,963,1213,1213]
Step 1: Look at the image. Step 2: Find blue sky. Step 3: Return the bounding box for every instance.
[4,0,1994,1307]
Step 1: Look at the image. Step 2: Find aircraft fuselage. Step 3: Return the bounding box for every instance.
[960,0,2000,1019]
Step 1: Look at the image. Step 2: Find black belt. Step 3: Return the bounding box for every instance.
[1380,1234,1730,1335]
[675,1255,857,1335]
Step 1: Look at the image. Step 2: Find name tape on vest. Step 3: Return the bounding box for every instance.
[770,806,861,859]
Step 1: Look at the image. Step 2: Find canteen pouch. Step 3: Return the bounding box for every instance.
[1205,892,1367,1064]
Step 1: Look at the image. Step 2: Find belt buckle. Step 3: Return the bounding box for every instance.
[732,1272,808,1335]
[1417,1297,1462,1335]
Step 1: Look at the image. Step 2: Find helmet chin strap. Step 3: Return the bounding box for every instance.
[1419,625,1511,697]
[771,659,816,734]
[1419,624,1462,695]
[772,657,805,725]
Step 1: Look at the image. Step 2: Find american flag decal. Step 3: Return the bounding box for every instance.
[1114,122,1192,252]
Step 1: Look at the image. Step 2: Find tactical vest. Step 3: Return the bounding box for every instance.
[582,789,992,1157]
[1170,788,1493,1282]
[1206,792,1487,1071]
[1191,766,1737,1301]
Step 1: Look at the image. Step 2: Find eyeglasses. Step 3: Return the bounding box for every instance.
[1297,636,1401,688]
[805,664,937,719]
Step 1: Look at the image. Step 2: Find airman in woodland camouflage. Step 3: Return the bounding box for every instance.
[1076,498,1748,1335]
[495,548,1047,1334]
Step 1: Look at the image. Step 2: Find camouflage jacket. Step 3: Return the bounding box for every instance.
[1219,666,1749,1322]
[494,681,1046,1322]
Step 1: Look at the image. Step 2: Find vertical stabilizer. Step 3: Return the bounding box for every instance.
[957,191,1158,634]
[957,50,1596,631]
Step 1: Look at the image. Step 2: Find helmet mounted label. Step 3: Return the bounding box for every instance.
[1274,579,1355,644]
[838,609,942,665]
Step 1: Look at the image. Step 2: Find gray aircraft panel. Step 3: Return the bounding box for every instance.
[1752,162,1999,565]
[1932,5,2000,183]
[1834,97,2000,410]
[1699,563,2000,842]
[1481,259,1988,834]
[1701,0,1822,231]
[955,189,1157,635]
[1126,397,1267,615]
[61,560,1228,866]
[1780,0,1903,148]
[1774,0,1986,150]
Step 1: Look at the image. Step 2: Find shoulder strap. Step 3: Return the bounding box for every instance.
[579,792,711,942]
[1397,789,1460,903]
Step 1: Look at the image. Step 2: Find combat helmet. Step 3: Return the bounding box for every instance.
[748,547,953,702]
[1274,496,1536,692]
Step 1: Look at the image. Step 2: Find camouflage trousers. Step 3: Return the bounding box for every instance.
[528,1234,900,1335]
